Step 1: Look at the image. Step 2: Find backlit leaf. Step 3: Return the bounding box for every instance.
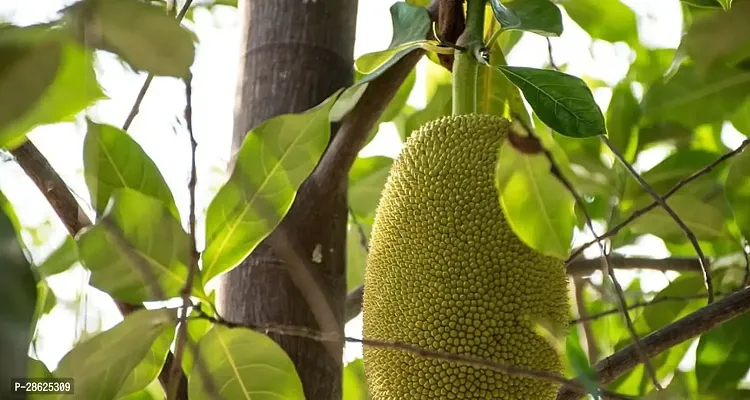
[83,121,178,219]
[115,324,175,398]
[343,359,370,400]
[63,0,195,77]
[202,90,341,286]
[627,193,729,242]
[188,325,304,400]
[559,0,638,43]
[349,156,393,219]
[496,141,575,259]
[641,64,750,129]
[498,0,563,36]
[52,309,175,400]
[606,82,640,162]
[77,188,205,303]
[37,236,78,278]
[684,0,750,71]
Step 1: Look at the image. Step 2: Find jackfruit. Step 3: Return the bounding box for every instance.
[362,114,570,399]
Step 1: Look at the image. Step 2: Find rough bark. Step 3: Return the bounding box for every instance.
[218,1,357,399]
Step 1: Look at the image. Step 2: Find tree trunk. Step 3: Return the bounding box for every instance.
[218,1,357,399]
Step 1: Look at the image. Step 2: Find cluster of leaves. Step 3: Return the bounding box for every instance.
[2,0,750,399]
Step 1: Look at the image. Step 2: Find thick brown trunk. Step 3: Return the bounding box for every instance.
[218,1,357,399]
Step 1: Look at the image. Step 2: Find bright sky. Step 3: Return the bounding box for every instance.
[1,0,741,377]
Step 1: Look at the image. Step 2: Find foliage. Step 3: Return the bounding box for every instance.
[2,0,750,399]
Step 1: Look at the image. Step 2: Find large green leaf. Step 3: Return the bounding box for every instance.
[77,188,205,303]
[499,0,563,36]
[496,142,575,259]
[181,308,214,378]
[684,1,750,72]
[696,313,750,394]
[641,65,750,129]
[354,2,431,84]
[188,325,304,400]
[629,46,676,85]
[606,82,640,162]
[52,309,176,400]
[83,121,178,218]
[497,66,606,138]
[32,280,56,334]
[489,0,522,29]
[36,236,78,278]
[62,0,195,77]
[343,359,370,400]
[725,149,750,241]
[349,156,393,219]
[202,90,340,286]
[0,26,61,144]
[0,39,103,150]
[115,323,175,398]
[0,204,37,386]
[559,0,638,43]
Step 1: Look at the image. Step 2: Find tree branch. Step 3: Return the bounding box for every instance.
[557,286,750,399]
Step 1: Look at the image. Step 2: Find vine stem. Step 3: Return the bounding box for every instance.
[452,0,486,115]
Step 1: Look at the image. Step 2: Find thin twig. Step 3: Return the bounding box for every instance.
[348,205,369,252]
[568,139,750,265]
[168,73,199,400]
[573,278,598,362]
[344,256,705,323]
[191,311,634,400]
[570,292,727,325]
[557,286,750,399]
[509,117,661,391]
[603,136,711,306]
[546,38,559,71]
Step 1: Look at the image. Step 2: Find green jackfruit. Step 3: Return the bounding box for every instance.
[362,114,570,399]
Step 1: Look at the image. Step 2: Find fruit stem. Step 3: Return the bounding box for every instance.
[452,0,486,116]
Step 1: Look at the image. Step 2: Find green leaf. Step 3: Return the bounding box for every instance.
[343,359,370,400]
[77,188,205,303]
[0,40,103,150]
[684,0,750,72]
[52,309,176,400]
[725,149,750,241]
[188,325,304,400]
[117,379,165,400]
[32,280,56,334]
[83,121,178,219]
[349,156,393,219]
[389,2,432,48]
[628,193,729,242]
[496,141,575,259]
[641,65,750,129]
[606,82,640,162]
[354,2,432,84]
[696,313,750,393]
[497,66,606,138]
[0,26,61,142]
[116,323,175,398]
[37,236,79,278]
[0,202,36,386]
[499,0,564,36]
[630,46,676,84]
[637,122,693,150]
[559,0,638,43]
[202,90,341,286]
[682,0,724,8]
[63,0,195,78]
[489,0,522,29]
[28,357,53,379]
[730,97,750,135]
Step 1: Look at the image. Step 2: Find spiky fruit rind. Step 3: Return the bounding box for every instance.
[362,114,569,399]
